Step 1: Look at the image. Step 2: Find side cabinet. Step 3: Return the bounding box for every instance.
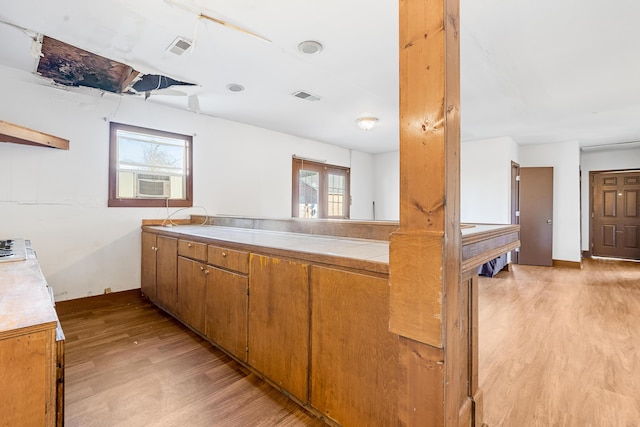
[248,254,309,403]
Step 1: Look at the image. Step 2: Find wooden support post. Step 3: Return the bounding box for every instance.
[390,0,461,425]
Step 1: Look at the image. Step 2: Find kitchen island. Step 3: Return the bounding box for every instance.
[141,217,519,426]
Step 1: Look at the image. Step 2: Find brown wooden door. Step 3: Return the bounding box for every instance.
[592,171,640,259]
[519,167,553,266]
[141,232,157,300]
[155,235,178,312]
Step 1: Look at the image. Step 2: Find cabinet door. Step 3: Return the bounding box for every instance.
[248,254,309,402]
[205,267,248,362]
[310,266,398,426]
[141,232,157,300]
[155,235,178,313]
[177,256,206,333]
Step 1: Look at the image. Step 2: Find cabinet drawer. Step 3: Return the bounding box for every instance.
[207,245,249,274]
[178,239,207,262]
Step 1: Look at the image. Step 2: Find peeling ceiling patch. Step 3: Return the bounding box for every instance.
[37,36,137,93]
[36,36,194,96]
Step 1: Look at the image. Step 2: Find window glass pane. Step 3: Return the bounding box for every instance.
[116,130,186,199]
[327,173,345,217]
[298,169,319,218]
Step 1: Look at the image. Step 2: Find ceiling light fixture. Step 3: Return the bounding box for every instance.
[226,83,245,92]
[356,116,379,130]
[298,40,323,55]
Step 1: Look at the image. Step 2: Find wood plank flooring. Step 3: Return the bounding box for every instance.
[57,291,325,427]
[479,258,640,427]
[58,258,640,426]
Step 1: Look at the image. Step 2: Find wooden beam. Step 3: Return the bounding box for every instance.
[390,0,461,425]
[0,120,69,150]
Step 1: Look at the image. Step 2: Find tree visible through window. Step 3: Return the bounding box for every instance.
[292,158,350,219]
[108,122,193,207]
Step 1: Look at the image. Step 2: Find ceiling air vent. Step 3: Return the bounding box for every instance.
[166,37,193,56]
[292,90,322,102]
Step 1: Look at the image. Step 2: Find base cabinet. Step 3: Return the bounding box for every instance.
[248,254,309,402]
[205,267,248,362]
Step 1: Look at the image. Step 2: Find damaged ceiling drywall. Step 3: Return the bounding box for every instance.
[36,36,194,96]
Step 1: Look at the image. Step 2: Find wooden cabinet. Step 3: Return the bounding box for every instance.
[0,244,64,427]
[177,256,207,333]
[141,232,178,312]
[204,266,248,361]
[248,254,309,402]
[309,266,398,426]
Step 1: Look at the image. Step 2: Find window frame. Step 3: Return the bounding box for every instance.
[291,158,350,219]
[108,122,193,208]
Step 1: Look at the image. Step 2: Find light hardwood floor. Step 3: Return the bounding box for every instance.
[58,258,639,426]
[479,258,640,427]
[57,292,325,427]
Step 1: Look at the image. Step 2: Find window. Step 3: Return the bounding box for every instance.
[108,122,192,207]
[292,158,350,219]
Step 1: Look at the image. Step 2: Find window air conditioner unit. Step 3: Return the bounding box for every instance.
[136,174,171,198]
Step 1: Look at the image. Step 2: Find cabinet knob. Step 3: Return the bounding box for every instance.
[187,243,192,248]
[222,251,227,257]
[204,269,210,275]
[200,266,204,271]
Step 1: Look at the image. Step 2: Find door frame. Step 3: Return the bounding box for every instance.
[589,168,640,259]
[511,161,520,264]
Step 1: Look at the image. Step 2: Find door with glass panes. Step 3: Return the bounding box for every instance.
[292,158,350,219]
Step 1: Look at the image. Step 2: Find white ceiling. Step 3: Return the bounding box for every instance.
[0,0,639,154]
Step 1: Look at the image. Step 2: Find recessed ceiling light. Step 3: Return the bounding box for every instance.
[298,40,323,55]
[226,83,245,92]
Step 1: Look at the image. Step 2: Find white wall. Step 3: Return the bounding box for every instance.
[519,141,582,262]
[349,150,375,220]
[0,68,374,301]
[580,146,640,252]
[372,151,399,221]
[460,136,519,223]
[372,137,520,223]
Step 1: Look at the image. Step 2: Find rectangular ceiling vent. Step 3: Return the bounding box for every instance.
[292,90,322,102]
[167,37,193,56]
